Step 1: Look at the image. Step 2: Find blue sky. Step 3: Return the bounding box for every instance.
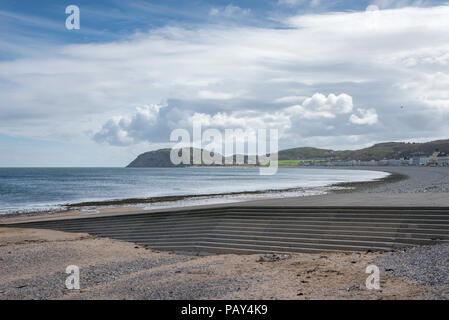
[1,0,449,166]
[3,0,444,54]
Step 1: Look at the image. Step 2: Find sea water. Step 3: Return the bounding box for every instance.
[0,167,388,214]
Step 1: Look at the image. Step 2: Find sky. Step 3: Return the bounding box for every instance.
[1,0,449,166]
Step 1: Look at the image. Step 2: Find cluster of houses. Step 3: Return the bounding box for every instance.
[298,150,449,167]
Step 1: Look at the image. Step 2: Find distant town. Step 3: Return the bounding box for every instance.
[300,150,449,167]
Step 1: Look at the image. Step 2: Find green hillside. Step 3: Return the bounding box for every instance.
[127,147,260,167]
[127,148,177,167]
[127,148,220,167]
[279,139,449,161]
[127,139,449,167]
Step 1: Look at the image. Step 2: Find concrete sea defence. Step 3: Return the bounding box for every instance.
[4,206,449,254]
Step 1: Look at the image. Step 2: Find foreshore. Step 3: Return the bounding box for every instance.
[1,166,448,299]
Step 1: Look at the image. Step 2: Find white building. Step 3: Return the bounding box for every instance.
[438,156,449,166]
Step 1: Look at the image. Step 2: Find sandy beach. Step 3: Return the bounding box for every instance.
[1,166,449,300]
[1,227,447,300]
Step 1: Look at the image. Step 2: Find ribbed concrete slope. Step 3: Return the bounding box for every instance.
[4,207,449,254]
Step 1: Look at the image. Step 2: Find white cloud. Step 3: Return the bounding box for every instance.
[381,45,449,67]
[278,0,320,7]
[278,0,304,6]
[274,96,307,104]
[285,93,353,119]
[398,72,449,109]
[301,93,353,114]
[197,90,237,100]
[349,108,379,125]
[92,118,134,146]
[93,105,164,146]
[209,5,250,17]
[372,0,428,9]
[93,92,369,146]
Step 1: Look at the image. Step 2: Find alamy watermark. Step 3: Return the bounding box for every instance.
[65,265,80,290]
[365,264,381,290]
[65,5,80,30]
[170,122,278,175]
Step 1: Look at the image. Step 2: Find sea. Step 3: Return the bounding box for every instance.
[0,167,388,214]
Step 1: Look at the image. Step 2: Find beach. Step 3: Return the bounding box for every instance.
[1,166,449,300]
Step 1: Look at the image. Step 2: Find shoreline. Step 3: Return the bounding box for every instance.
[0,167,393,220]
[67,169,404,208]
[331,170,407,193]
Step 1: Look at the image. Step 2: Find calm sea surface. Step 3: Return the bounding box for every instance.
[0,167,388,214]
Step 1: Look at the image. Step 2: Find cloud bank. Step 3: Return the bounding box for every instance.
[1,4,449,165]
[93,92,376,146]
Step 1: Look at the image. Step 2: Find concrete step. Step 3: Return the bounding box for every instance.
[24,219,449,241]
[97,230,448,243]
[35,215,449,230]
[39,219,449,235]
[146,239,395,253]
[145,244,344,255]
[20,209,449,224]
[4,206,449,254]
[232,206,449,213]
[111,233,440,248]
[11,208,449,228]
[78,227,449,242]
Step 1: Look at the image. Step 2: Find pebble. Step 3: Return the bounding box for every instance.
[375,243,449,298]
